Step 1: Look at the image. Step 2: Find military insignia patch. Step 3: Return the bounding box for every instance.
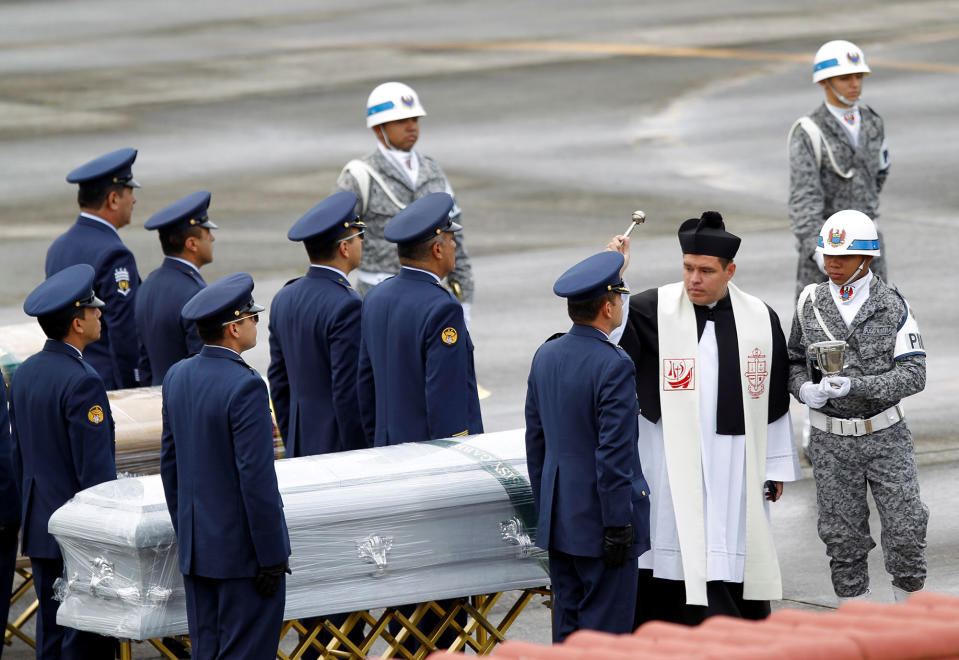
[663,358,695,391]
[744,348,768,399]
[401,95,415,107]
[828,228,846,247]
[839,285,854,301]
[115,267,131,296]
[847,52,860,64]
[88,405,104,424]
[441,327,458,345]
[843,111,856,126]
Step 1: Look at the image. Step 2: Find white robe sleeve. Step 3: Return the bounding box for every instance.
[765,412,802,482]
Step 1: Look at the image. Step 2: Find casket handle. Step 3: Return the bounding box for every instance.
[499,517,533,558]
[356,534,393,576]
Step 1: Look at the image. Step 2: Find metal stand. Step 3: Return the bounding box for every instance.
[5,562,37,650]
[113,586,550,659]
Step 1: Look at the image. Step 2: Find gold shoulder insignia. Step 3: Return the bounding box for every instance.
[88,405,104,424]
[441,327,458,345]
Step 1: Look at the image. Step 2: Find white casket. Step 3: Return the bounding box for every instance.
[48,429,548,640]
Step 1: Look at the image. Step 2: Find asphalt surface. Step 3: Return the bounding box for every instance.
[2,1,958,656]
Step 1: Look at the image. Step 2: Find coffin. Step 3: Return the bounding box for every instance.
[48,429,547,640]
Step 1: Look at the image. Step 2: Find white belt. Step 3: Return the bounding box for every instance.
[354,270,393,286]
[809,404,904,437]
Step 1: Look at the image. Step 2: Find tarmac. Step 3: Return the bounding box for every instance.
[2,1,959,657]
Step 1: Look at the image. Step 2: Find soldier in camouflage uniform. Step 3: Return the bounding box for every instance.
[333,81,475,320]
[788,40,890,298]
[787,210,927,602]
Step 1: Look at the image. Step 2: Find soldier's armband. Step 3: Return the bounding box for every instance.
[879,137,891,172]
[894,298,925,359]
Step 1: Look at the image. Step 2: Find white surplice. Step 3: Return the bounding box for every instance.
[637,321,802,582]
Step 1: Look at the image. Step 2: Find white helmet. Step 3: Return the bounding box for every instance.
[812,40,871,83]
[817,210,880,257]
[365,82,427,128]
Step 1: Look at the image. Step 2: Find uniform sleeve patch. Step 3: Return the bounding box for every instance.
[115,267,131,296]
[894,299,925,358]
[441,327,458,345]
[88,405,105,424]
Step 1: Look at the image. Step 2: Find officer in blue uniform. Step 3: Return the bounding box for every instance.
[46,148,143,390]
[268,191,368,457]
[0,376,20,660]
[136,191,218,385]
[10,264,118,659]
[357,192,483,446]
[160,273,291,660]
[268,193,368,658]
[525,251,651,643]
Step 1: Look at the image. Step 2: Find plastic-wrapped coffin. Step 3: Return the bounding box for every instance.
[48,429,548,640]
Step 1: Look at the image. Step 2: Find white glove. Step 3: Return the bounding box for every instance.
[799,381,829,409]
[812,250,826,275]
[821,376,851,398]
[460,301,472,329]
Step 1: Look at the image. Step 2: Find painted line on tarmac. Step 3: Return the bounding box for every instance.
[410,40,959,75]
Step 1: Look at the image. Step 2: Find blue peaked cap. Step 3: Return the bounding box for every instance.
[553,251,629,301]
[145,191,218,232]
[24,264,104,317]
[384,192,461,244]
[66,148,141,189]
[181,273,264,324]
[288,191,364,243]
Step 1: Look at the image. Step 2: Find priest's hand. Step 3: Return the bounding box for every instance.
[799,381,829,409]
[822,376,851,398]
[602,524,633,569]
[606,235,631,277]
[764,480,783,502]
[254,561,291,599]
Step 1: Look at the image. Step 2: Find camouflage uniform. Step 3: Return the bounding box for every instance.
[788,103,890,297]
[333,149,475,302]
[787,276,928,597]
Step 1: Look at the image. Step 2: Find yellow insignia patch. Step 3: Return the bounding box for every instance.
[88,405,104,424]
[441,327,458,345]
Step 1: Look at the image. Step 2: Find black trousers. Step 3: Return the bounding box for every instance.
[634,569,770,628]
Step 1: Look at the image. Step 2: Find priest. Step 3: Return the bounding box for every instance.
[610,211,801,625]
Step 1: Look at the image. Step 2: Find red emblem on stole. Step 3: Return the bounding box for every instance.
[663,358,695,391]
[745,348,768,399]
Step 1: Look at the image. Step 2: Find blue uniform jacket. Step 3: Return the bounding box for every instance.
[9,340,116,558]
[160,345,291,578]
[0,377,20,525]
[524,324,651,558]
[135,257,205,386]
[46,216,141,389]
[267,267,367,457]
[357,268,483,446]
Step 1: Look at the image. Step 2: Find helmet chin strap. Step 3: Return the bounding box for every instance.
[841,258,868,286]
[377,126,410,155]
[826,80,859,107]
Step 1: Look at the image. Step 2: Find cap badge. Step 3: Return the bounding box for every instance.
[828,228,846,247]
[401,95,415,107]
[114,267,131,296]
[840,285,854,301]
[88,405,104,424]
[441,327,458,345]
[847,52,861,64]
